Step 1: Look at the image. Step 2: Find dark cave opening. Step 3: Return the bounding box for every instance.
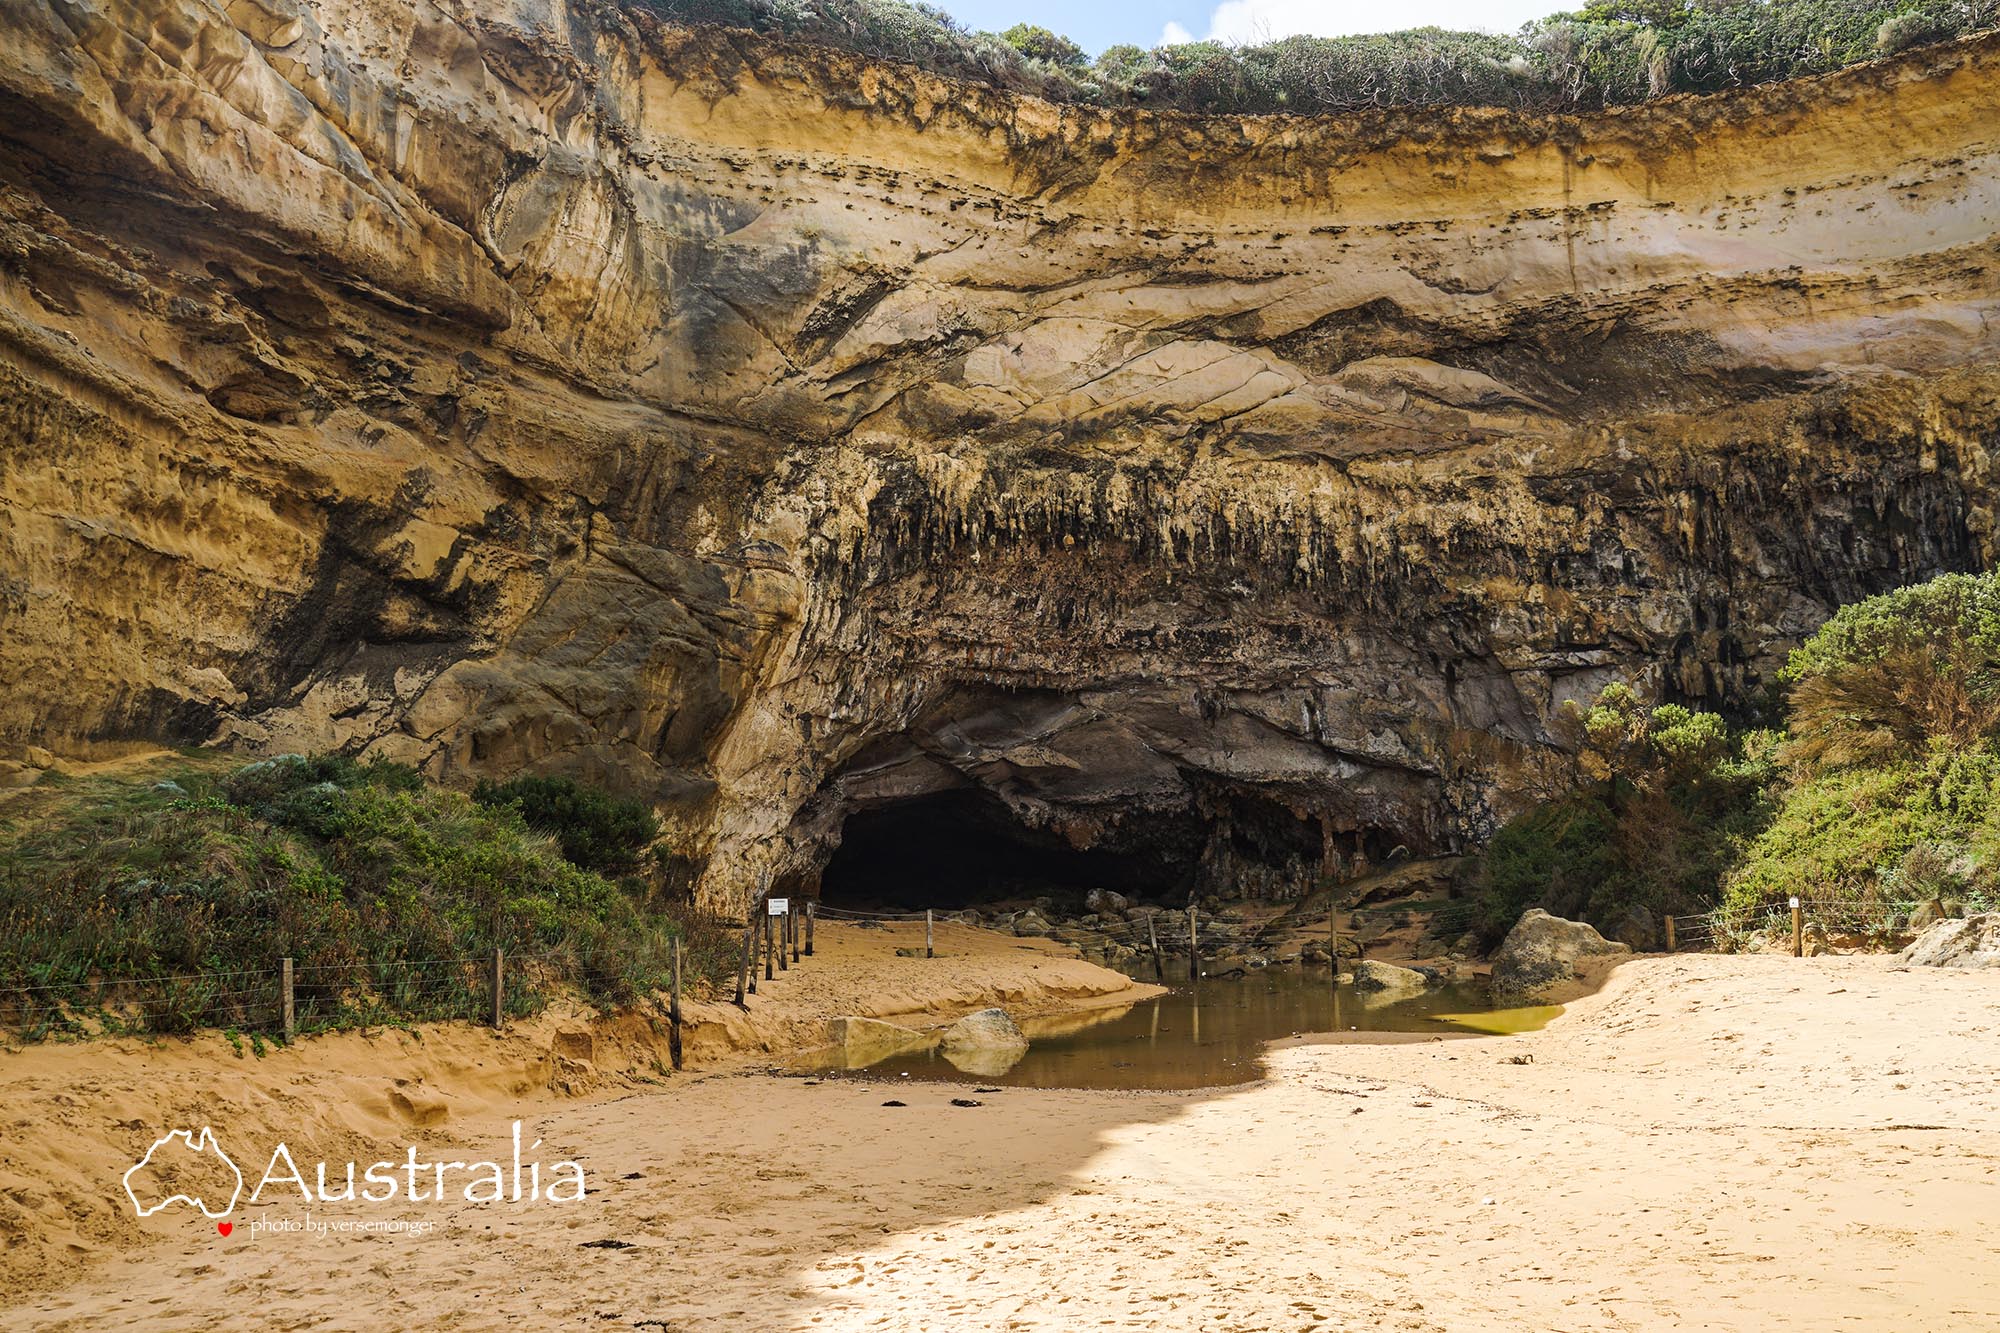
[816,785,1402,912]
[817,789,1197,911]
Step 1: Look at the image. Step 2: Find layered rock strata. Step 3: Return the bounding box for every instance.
[2,1,1997,907]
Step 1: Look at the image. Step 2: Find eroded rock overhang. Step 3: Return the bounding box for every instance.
[0,2,1996,910]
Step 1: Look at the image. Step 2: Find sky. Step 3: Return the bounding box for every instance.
[936,0,1563,56]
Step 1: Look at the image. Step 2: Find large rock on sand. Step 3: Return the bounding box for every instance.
[940,1008,1029,1078]
[1899,913,2000,969]
[1351,959,1429,998]
[1491,909,1631,1003]
[826,1017,936,1068]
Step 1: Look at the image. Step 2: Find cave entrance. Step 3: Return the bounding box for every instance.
[816,789,1198,912]
[815,785,1389,914]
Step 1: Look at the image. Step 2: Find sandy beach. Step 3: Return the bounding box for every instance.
[5,930,1999,1331]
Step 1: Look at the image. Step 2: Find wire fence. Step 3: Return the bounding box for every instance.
[0,941,693,1044]
[15,890,1927,1041]
[819,893,1940,962]
[809,904,980,925]
[810,897,1486,968]
[1667,897,1942,952]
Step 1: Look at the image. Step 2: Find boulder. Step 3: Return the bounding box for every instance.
[1413,961,1458,986]
[1609,904,1659,952]
[1351,959,1428,998]
[1085,888,1131,915]
[940,1007,1027,1053]
[1012,911,1052,938]
[1204,952,1251,977]
[1491,909,1631,1002]
[939,1008,1029,1078]
[1899,912,2000,969]
[825,1017,936,1068]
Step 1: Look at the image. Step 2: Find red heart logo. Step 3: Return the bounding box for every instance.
[216,1222,232,1237]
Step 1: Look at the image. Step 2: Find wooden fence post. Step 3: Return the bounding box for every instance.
[805,902,815,957]
[1664,915,1677,953]
[791,907,801,964]
[777,907,789,972]
[1791,896,1804,958]
[1146,911,1165,981]
[1328,909,1339,979]
[1188,905,1199,977]
[736,901,756,1005]
[926,908,934,959]
[490,947,504,1028]
[280,956,294,1042]
[765,909,775,981]
[669,937,683,1071]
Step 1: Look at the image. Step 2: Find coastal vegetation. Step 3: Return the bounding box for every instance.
[641,0,1999,113]
[1473,570,2000,939]
[0,754,734,1039]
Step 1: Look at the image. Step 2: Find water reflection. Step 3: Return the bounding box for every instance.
[942,1043,1027,1078]
[794,971,1559,1091]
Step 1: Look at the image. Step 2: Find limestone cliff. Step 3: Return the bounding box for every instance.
[2,0,1997,909]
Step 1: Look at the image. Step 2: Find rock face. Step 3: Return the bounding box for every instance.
[1899,914,2000,970]
[1491,910,1632,1002]
[2,2,1999,911]
[1351,959,1429,998]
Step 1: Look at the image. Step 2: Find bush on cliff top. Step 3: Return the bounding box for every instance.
[636,0,1999,113]
[0,755,731,1040]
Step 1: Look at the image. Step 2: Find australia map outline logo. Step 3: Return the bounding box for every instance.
[123,1126,243,1219]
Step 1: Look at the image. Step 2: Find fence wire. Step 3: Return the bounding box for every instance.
[7,892,1936,1041]
[1668,898,1935,952]
[0,941,687,1042]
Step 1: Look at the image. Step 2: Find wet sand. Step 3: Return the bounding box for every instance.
[6,948,2000,1330]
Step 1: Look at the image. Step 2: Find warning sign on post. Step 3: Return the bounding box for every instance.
[767,897,790,916]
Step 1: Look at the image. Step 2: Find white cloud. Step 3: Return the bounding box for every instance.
[1160,20,1196,44]
[1195,0,1555,43]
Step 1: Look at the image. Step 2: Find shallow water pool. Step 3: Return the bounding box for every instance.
[793,970,1561,1091]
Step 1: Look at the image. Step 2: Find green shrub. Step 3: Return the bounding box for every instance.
[1724,746,2000,912]
[471,775,661,875]
[1001,23,1087,69]
[1472,685,1772,939]
[1781,571,2000,773]
[1479,796,1622,934]
[0,755,730,1040]
[1479,573,2000,943]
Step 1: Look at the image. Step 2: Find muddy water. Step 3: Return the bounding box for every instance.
[794,970,1561,1091]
